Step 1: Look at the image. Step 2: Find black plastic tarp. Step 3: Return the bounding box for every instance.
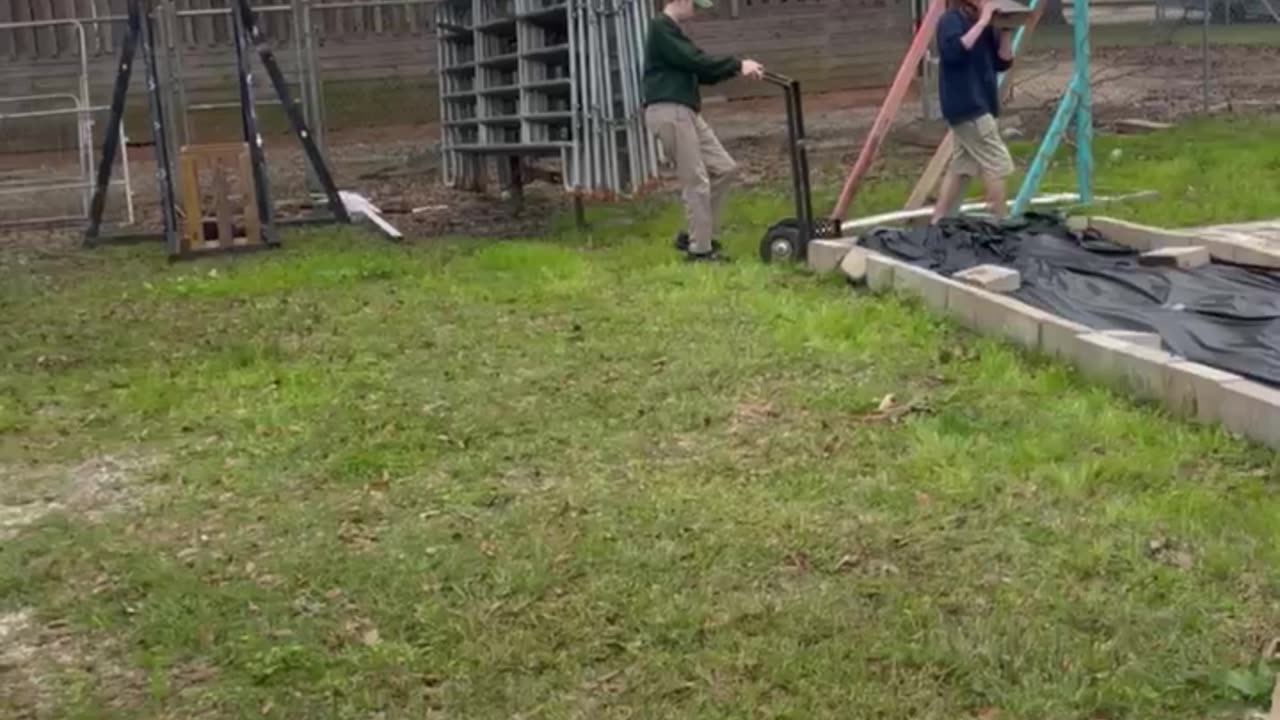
[859,214,1280,387]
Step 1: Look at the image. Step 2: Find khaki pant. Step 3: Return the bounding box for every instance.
[950,113,1015,179]
[644,102,738,253]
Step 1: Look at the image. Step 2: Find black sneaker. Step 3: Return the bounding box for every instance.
[674,231,721,253]
[685,248,732,263]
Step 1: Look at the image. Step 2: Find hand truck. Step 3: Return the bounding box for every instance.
[757,72,842,264]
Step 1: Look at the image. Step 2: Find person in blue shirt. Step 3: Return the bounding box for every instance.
[930,0,1016,224]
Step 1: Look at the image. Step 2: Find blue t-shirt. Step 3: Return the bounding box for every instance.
[936,9,1013,126]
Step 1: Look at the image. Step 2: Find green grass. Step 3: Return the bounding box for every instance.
[3,116,1280,719]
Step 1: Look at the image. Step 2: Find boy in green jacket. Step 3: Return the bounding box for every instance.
[643,0,763,262]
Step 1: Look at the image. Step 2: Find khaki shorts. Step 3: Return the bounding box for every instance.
[950,113,1015,179]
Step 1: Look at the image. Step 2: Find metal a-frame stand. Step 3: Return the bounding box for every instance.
[83,0,352,260]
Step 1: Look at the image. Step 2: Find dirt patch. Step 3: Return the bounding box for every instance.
[0,454,162,540]
[728,400,780,435]
[0,608,148,719]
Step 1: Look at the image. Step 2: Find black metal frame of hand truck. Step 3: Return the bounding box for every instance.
[757,71,841,264]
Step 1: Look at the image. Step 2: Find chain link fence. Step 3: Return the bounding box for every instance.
[0,0,437,231]
[1002,0,1280,127]
[5,0,1278,233]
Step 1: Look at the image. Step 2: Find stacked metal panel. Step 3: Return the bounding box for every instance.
[434,0,659,197]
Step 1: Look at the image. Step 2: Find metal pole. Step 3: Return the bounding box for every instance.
[640,1,657,187]
[169,0,193,146]
[1074,0,1092,203]
[567,0,581,193]
[291,0,319,194]
[85,3,140,245]
[586,0,597,194]
[300,0,325,153]
[600,0,620,195]
[1012,74,1080,216]
[139,0,181,253]
[435,1,455,187]
[231,0,277,243]
[1202,0,1210,112]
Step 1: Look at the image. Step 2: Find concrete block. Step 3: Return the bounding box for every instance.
[1073,333,1173,400]
[1197,238,1237,262]
[1191,231,1246,263]
[1099,330,1163,351]
[1218,379,1280,449]
[945,283,1041,350]
[865,252,900,293]
[839,247,870,283]
[1038,314,1092,360]
[954,264,1021,293]
[806,239,854,274]
[1164,360,1239,423]
[1072,332,1130,381]
[1112,344,1176,401]
[1246,224,1280,243]
[894,262,954,313]
[1066,215,1090,232]
[1191,230,1280,266]
[1139,246,1211,269]
[1224,237,1280,268]
[1087,217,1198,252]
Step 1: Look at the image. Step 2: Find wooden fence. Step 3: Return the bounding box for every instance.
[0,0,914,132]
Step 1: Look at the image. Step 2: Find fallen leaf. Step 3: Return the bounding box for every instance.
[857,396,932,425]
[783,551,812,574]
[368,473,391,492]
[833,554,861,573]
[975,708,1001,720]
[361,628,381,647]
[873,561,901,576]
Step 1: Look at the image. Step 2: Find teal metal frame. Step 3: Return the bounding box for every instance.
[1011,0,1092,215]
[999,0,1041,91]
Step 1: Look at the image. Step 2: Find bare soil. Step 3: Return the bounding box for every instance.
[0,454,161,540]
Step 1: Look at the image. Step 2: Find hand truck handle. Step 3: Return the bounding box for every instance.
[762,71,796,87]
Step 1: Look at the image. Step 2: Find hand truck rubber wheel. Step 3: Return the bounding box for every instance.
[759,219,804,264]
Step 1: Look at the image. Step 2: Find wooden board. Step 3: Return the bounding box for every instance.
[176,142,261,255]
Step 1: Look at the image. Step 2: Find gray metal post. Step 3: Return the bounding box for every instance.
[1202,0,1210,113]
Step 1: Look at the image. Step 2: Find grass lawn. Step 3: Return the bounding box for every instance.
[2,116,1280,719]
